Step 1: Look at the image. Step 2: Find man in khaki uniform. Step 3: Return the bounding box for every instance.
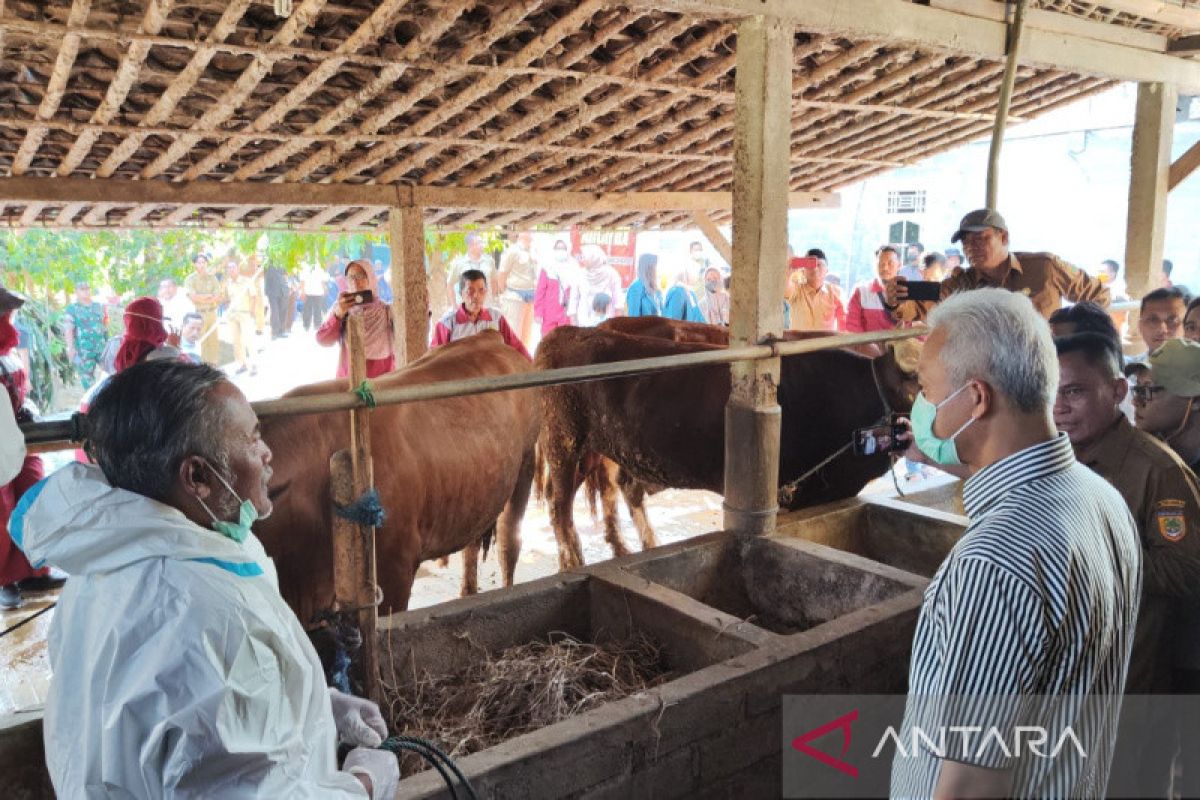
[496,231,537,346]
[183,253,224,365]
[1056,333,1200,795]
[887,208,1109,320]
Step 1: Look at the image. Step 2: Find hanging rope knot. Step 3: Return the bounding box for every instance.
[353,379,377,409]
[334,487,388,528]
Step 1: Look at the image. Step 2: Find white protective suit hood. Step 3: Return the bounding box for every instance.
[0,398,23,485]
[13,463,368,798]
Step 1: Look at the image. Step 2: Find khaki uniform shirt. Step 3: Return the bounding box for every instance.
[1077,415,1200,691]
[184,272,224,312]
[895,251,1109,322]
[498,246,537,292]
[790,283,844,331]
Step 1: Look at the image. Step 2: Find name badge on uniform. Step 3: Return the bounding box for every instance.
[1156,499,1187,541]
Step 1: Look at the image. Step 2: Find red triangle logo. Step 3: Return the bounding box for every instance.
[791,708,860,778]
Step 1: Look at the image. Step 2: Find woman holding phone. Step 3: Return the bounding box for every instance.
[316,258,396,378]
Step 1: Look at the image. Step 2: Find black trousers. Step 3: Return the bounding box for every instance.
[302,295,324,330]
[268,292,289,337]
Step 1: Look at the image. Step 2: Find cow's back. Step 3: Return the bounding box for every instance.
[259,331,540,619]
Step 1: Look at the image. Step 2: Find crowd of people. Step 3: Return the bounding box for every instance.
[6,207,1200,796]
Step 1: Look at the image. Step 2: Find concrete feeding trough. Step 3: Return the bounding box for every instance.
[392,496,963,798]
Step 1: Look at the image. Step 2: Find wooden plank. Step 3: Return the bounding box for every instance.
[1167,33,1200,54]
[929,0,1167,52]
[0,177,839,213]
[624,0,1200,91]
[723,15,788,537]
[1125,81,1176,305]
[1086,0,1200,31]
[388,206,428,365]
[690,211,733,267]
[1169,137,1200,190]
[9,0,92,175]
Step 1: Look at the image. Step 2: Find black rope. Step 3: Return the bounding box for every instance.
[380,735,478,800]
[0,602,55,639]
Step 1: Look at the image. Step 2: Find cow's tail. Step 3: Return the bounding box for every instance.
[533,441,548,505]
[480,522,495,561]
[583,460,604,522]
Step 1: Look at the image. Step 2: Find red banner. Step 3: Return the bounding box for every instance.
[570,226,639,287]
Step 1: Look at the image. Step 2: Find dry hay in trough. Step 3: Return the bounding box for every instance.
[381,629,672,776]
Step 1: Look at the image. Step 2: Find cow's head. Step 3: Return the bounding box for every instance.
[875,337,922,414]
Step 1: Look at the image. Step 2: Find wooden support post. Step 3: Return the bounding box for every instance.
[1168,138,1200,192]
[1125,81,1177,311]
[388,205,429,365]
[691,211,733,269]
[329,316,380,702]
[723,16,789,537]
[985,0,1029,210]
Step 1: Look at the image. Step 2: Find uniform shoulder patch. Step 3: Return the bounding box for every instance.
[1156,499,1187,541]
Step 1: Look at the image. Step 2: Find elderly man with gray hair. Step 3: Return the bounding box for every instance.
[9,360,398,798]
[890,288,1141,799]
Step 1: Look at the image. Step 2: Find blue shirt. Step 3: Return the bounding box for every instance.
[624,280,661,317]
[663,285,704,322]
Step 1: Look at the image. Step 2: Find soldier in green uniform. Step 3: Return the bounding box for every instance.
[1054,333,1200,795]
[63,281,109,390]
[183,253,224,366]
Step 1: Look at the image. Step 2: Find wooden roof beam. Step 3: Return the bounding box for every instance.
[18,203,44,226]
[0,176,838,213]
[56,0,175,177]
[138,0,328,180]
[95,0,268,178]
[362,0,612,185]
[300,206,350,230]
[284,0,544,184]
[626,0,1200,91]
[10,0,92,176]
[179,0,416,182]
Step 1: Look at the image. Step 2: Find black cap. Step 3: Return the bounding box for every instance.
[950,209,1007,243]
[0,287,25,313]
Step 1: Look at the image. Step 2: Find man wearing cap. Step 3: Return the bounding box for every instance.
[184,253,224,365]
[788,249,844,332]
[886,209,1108,321]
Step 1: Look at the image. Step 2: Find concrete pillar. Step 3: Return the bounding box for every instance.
[388,205,429,365]
[723,16,790,536]
[1125,82,1176,300]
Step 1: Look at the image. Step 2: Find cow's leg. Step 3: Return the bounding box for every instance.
[496,448,535,587]
[460,541,479,597]
[542,437,587,571]
[598,459,630,558]
[618,470,658,551]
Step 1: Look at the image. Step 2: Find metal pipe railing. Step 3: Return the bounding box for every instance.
[20,327,922,449]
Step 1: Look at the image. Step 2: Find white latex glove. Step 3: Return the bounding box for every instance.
[343,747,399,800]
[328,687,388,747]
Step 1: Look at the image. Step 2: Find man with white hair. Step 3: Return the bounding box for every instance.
[891,288,1141,799]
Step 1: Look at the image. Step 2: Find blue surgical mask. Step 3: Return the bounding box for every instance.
[195,463,258,543]
[909,383,976,466]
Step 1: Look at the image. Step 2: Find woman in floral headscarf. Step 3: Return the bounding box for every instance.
[316,258,396,379]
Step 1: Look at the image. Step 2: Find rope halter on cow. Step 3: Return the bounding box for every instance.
[776,354,897,507]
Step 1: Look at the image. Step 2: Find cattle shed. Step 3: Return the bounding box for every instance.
[7,1,1200,798]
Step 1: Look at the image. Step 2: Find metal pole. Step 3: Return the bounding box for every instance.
[985,0,1029,210]
[22,328,922,450]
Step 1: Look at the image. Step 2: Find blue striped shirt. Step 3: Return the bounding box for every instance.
[891,434,1141,799]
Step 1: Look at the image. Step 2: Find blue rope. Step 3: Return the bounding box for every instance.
[353,379,377,409]
[334,488,387,528]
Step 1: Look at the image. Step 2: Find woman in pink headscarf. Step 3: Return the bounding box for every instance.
[316,258,396,379]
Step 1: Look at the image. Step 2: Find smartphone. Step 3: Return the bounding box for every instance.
[342,289,374,305]
[852,420,906,457]
[905,280,942,302]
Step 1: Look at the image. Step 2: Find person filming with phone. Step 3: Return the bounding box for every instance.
[884,208,1109,322]
[316,258,396,379]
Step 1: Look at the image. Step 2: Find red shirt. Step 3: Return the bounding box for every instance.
[431,305,531,360]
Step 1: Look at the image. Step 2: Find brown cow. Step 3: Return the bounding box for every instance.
[536,324,918,568]
[257,331,539,620]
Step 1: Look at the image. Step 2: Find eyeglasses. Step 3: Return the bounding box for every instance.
[1130,385,1166,402]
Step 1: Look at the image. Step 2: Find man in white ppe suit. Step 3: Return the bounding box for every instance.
[0,397,23,485]
[9,359,399,798]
